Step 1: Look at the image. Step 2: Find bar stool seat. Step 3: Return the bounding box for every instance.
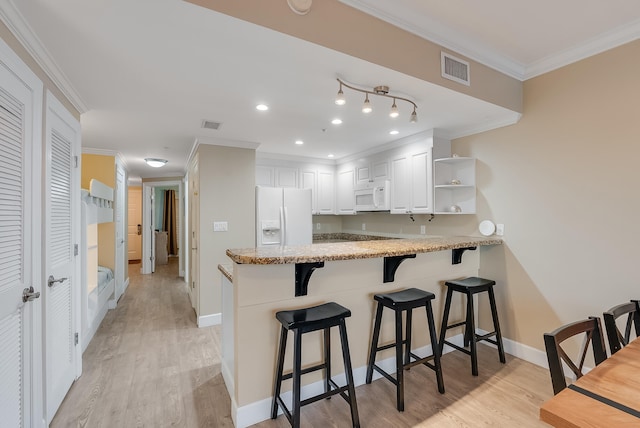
[272,302,360,428]
[365,288,445,411]
[438,277,506,376]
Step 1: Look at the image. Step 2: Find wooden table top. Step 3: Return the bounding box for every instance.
[540,338,640,427]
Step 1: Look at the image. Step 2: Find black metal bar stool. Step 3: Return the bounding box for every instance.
[365,288,445,411]
[271,302,360,428]
[438,277,506,376]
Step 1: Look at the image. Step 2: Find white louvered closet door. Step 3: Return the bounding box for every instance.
[44,92,80,422]
[0,40,43,428]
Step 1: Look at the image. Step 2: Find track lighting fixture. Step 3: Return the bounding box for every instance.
[334,78,418,123]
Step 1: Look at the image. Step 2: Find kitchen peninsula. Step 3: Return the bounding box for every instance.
[220,235,502,428]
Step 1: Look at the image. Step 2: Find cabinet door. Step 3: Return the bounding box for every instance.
[372,159,389,181]
[409,150,432,213]
[256,165,274,186]
[275,167,298,188]
[336,169,355,214]
[300,169,317,214]
[356,164,370,184]
[390,156,410,213]
[317,170,335,214]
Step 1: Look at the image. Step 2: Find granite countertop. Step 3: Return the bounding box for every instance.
[312,233,394,243]
[226,236,502,265]
[218,264,233,282]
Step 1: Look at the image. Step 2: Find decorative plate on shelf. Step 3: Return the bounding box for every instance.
[479,220,496,236]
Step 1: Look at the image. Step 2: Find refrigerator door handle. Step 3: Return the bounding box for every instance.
[281,206,286,246]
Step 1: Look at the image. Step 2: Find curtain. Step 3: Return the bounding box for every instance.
[163,189,178,255]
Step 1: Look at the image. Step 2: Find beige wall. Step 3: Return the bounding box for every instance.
[197,144,255,316]
[187,0,522,113]
[312,40,640,356]
[452,39,640,352]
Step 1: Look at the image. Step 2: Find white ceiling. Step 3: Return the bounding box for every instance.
[3,0,639,180]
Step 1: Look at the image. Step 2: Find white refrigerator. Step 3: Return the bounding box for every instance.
[256,186,312,247]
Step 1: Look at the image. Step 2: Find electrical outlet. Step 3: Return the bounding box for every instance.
[496,224,505,236]
[362,223,366,231]
[316,223,321,230]
[420,225,426,234]
[213,221,228,232]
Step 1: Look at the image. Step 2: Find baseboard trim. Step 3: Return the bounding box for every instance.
[232,333,551,427]
[233,341,446,428]
[198,313,221,328]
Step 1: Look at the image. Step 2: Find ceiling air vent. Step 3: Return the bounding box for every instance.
[441,52,470,86]
[202,120,221,130]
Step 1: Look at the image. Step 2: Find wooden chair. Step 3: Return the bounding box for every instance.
[603,300,640,355]
[543,316,607,395]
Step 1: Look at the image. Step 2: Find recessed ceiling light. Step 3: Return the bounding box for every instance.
[331,118,342,125]
[327,154,334,158]
[295,140,304,145]
[389,130,399,135]
[256,104,269,111]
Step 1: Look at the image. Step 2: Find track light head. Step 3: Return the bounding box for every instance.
[410,108,418,123]
[362,94,372,113]
[335,83,345,105]
[389,99,399,118]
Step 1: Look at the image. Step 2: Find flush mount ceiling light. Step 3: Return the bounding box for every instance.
[144,158,168,168]
[256,104,269,111]
[335,78,418,123]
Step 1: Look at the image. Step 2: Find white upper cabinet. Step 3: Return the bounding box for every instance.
[389,145,433,214]
[256,165,274,187]
[255,164,298,187]
[316,169,335,215]
[255,130,475,216]
[336,166,356,215]
[355,155,389,185]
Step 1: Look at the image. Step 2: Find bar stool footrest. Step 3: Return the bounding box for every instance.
[405,352,437,370]
[443,340,472,356]
[371,364,399,386]
[444,320,467,330]
[476,331,498,342]
[280,361,327,381]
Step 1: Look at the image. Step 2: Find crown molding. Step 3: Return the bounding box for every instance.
[339,0,526,80]
[340,0,640,82]
[524,18,640,80]
[0,0,88,113]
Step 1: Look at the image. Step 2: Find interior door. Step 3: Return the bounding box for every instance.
[189,159,199,311]
[0,39,43,427]
[127,187,142,260]
[114,165,125,301]
[44,91,80,422]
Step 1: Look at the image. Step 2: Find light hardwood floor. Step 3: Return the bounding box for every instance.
[52,259,554,427]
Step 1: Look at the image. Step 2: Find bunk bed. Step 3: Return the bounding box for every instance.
[81,179,114,352]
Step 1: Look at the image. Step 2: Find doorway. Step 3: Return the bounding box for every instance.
[140,180,185,277]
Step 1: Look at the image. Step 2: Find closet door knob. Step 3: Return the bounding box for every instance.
[48,275,68,287]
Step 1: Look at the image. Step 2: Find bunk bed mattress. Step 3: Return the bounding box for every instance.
[97,266,114,291]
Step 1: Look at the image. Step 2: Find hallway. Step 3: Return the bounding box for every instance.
[51,258,233,427]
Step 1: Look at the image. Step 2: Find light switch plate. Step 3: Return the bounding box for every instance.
[214,221,228,232]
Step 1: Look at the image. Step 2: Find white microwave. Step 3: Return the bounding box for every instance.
[354,179,390,211]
